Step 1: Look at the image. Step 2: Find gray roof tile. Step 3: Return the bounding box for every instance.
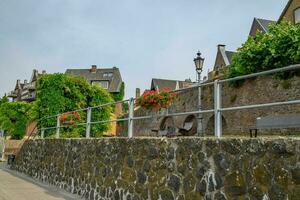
[65,67,123,93]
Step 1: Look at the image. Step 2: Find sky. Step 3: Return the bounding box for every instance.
[0,0,288,99]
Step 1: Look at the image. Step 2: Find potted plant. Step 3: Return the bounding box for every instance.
[136,88,176,110]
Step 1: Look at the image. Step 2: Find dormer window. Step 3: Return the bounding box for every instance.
[92,81,109,89]
[103,72,113,78]
[295,8,300,24]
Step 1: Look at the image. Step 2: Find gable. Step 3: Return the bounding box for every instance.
[214,51,227,71]
[249,19,265,37]
[278,0,300,24]
[249,18,275,37]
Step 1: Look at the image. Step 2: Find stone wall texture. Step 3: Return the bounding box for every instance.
[117,75,300,136]
[13,138,300,200]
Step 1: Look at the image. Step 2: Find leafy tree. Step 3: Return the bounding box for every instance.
[227,22,300,83]
[0,102,34,139]
[36,73,113,138]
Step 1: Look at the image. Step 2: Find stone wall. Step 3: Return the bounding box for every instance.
[120,75,300,136]
[13,138,300,200]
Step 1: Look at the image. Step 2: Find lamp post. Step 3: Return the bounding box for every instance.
[194,51,204,136]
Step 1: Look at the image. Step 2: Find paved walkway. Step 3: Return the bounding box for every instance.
[0,163,81,200]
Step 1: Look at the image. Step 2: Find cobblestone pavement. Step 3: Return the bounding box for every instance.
[0,162,81,200]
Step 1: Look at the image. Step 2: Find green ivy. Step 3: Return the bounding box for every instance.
[227,22,300,85]
[111,82,125,102]
[0,102,34,139]
[36,73,113,138]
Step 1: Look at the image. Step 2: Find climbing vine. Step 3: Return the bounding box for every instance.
[111,82,125,102]
[0,101,35,139]
[36,74,113,138]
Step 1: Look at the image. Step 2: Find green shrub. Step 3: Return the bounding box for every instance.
[227,22,300,84]
[0,102,34,139]
[36,73,113,138]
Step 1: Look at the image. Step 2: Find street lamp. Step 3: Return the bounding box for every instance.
[194,51,204,136]
[194,51,205,82]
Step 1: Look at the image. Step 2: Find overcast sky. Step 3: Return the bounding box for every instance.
[0,0,287,98]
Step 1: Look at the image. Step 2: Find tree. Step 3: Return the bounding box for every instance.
[227,22,300,81]
[0,102,34,139]
[0,95,9,105]
[36,73,113,138]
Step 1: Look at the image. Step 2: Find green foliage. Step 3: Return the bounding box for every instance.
[227,22,300,84]
[0,102,34,139]
[111,82,125,102]
[0,96,9,105]
[36,73,113,138]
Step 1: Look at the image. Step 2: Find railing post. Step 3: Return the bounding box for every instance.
[41,128,45,139]
[128,98,134,138]
[86,107,92,138]
[56,114,60,139]
[197,79,203,136]
[214,80,222,138]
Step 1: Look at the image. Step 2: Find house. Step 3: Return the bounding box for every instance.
[249,18,275,37]
[278,0,300,24]
[65,65,123,94]
[135,78,193,98]
[213,45,235,71]
[249,0,300,37]
[208,45,236,80]
[207,0,300,81]
[7,69,46,102]
[150,78,193,91]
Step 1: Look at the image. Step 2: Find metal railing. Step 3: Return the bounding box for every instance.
[38,64,300,139]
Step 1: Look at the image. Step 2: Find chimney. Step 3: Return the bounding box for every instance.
[218,44,226,51]
[135,88,141,98]
[175,81,180,90]
[90,65,97,73]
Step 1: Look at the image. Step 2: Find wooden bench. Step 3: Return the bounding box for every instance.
[249,114,300,137]
[178,115,197,136]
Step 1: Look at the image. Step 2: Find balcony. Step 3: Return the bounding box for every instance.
[7,91,17,98]
[23,82,35,90]
[21,93,36,101]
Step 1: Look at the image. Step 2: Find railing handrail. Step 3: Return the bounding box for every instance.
[38,64,300,138]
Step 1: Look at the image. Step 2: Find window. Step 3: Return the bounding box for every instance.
[92,81,109,89]
[295,8,300,24]
[103,72,113,78]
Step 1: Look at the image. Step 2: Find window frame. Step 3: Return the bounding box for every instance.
[294,7,300,24]
[91,80,109,89]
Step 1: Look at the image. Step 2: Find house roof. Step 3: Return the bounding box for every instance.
[214,45,236,70]
[65,67,123,93]
[14,80,24,90]
[150,78,193,91]
[256,18,275,32]
[278,0,293,22]
[249,18,275,37]
[225,51,236,65]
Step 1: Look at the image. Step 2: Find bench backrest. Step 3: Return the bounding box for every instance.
[256,114,300,129]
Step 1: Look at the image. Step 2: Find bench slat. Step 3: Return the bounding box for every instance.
[256,114,300,129]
